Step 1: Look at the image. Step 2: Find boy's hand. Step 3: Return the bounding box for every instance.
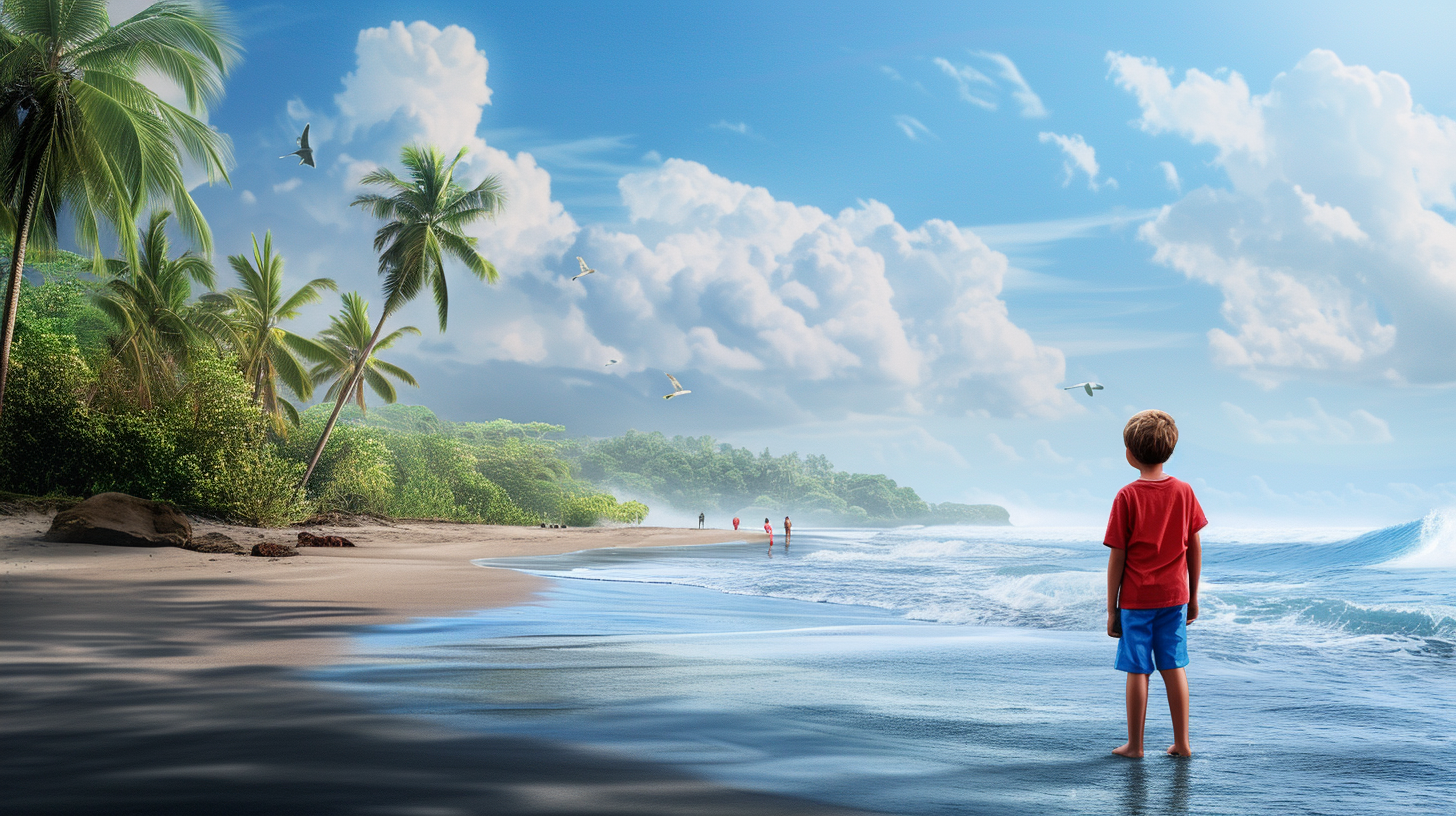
[1107,610,1120,638]
[1187,599,1199,624]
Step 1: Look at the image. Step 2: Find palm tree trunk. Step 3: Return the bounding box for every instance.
[0,169,45,423]
[296,312,388,494]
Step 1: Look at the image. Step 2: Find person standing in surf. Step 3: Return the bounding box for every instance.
[764,517,774,550]
[783,516,792,548]
[1105,410,1206,759]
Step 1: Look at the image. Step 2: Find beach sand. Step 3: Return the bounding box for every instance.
[1,512,871,815]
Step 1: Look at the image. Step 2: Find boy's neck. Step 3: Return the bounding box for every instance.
[1136,463,1166,481]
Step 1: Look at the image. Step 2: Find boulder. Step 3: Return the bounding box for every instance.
[45,492,191,548]
[296,532,354,548]
[250,542,298,558]
[184,533,244,554]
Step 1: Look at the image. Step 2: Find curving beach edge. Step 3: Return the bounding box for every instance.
[0,513,880,816]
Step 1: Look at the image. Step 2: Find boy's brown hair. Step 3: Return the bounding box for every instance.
[1123,410,1179,465]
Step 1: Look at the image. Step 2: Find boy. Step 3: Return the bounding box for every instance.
[1105,410,1206,758]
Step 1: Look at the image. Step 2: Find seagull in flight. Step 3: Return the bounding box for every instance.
[605,359,619,366]
[572,256,597,281]
[1064,382,1104,397]
[280,123,314,167]
[662,373,691,400]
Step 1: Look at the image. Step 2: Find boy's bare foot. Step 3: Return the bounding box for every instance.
[1112,743,1143,758]
[1166,744,1192,757]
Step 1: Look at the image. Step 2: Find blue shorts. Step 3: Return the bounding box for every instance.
[1115,605,1189,674]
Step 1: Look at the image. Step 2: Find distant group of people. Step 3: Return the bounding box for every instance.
[723,514,791,551]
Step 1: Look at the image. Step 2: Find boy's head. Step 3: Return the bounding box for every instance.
[1123,410,1178,466]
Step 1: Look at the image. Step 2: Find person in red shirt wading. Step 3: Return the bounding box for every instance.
[1105,410,1205,760]
[763,517,774,550]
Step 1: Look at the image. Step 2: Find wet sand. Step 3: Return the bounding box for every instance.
[1,513,873,815]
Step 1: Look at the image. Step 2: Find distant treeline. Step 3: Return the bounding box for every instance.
[342,407,1011,527]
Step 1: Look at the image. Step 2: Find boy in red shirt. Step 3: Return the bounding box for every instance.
[1105,410,1206,759]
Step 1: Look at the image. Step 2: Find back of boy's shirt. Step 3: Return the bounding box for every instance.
[1104,476,1207,609]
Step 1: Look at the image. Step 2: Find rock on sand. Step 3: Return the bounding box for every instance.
[45,492,192,548]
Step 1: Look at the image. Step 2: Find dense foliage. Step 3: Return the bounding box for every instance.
[0,272,646,528]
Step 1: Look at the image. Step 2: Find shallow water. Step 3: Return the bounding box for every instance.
[321,516,1456,815]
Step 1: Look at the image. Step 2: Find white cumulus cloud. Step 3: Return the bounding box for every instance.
[1222,399,1393,444]
[284,21,1074,421]
[1111,49,1456,386]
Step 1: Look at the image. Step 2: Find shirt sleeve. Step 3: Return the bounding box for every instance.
[1188,489,1208,538]
[1104,490,1131,550]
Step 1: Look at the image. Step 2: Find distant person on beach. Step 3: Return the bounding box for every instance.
[698,512,705,529]
[1105,410,1205,759]
[764,517,773,549]
[733,516,740,531]
[783,516,791,547]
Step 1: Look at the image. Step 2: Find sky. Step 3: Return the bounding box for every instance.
[104,0,1456,526]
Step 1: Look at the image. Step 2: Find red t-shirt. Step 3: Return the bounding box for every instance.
[1103,476,1207,609]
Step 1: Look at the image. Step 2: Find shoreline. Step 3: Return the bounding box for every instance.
[0,512,884,816]
[1,512,767,667]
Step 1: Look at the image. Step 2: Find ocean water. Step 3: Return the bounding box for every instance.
[323,514,1456,815]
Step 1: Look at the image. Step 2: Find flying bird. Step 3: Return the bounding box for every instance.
[280,123,314,167]
[605,359,619,366]
[1064,382,1104,397]
[662,373,691,400]
[572,256,597,281]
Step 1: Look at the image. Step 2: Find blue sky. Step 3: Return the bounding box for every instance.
[108,0,1456,526]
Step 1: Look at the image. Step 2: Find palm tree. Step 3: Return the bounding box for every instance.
[0,0,239,421]
[205,232,335,431]
[92,209,223,408]
[297,144,504,492]
[309,292,418,414]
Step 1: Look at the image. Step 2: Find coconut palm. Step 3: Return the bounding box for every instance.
[92,209,224,408]
[205,231,335,431]
[297,143,504,492]
[309,291,418,414]
[0,0,239,421]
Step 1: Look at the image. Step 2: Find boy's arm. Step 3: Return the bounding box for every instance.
[1187,531,1202,623]
[1106,546,1126,637]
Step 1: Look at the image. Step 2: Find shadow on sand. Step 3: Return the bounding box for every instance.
[0,574,873,815]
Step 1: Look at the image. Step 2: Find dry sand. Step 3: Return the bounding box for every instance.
[0,513,870,816]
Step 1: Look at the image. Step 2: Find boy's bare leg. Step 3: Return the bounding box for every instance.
[1113,673,1149,757]
[1160,668,1192,756]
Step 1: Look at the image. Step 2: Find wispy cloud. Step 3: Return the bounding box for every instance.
[894,115,934,141]
[933,57,996,110]
[272,178,301,194]
[971,209,1159,249]
[1223,399,1394,444]
[1038,132,1115,191]
[987,433,1023,463]
[880,64,929,94]
[975,51,1047,117]
[1159,160,1181,192]
[711,120,752,136]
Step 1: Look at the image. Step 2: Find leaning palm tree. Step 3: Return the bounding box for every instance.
[0,0,239,421]
[297,144,504,492]
[309,292,418,414]
[92,209,224,408]
[205,232,335,432]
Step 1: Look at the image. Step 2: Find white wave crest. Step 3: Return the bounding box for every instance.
[1384,508,1456,569]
